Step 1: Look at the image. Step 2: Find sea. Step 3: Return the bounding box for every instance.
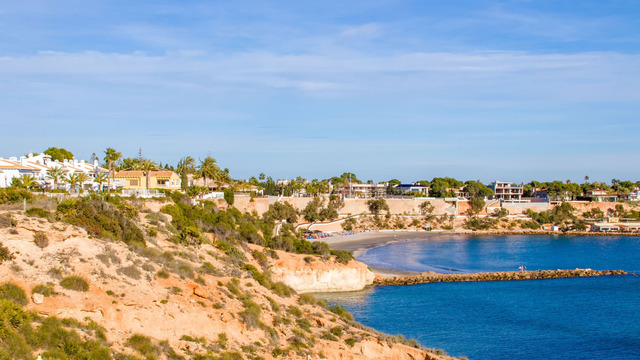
[316,235,640,360]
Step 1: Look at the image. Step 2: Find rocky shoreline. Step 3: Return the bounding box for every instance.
[374,268,632,286]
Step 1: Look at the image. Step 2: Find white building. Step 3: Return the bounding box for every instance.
[489,181,524,201]
[0,153,108,191]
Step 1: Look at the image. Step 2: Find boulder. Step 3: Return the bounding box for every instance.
[32,293,44,304]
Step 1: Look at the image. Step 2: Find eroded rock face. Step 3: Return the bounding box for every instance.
[267,248,375,293]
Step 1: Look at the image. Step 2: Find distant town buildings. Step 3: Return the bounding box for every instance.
[489,181,524,201]
[114,170,181,190]
[0,153,108,191]
[393,183,429,196]
[337,182,387,198]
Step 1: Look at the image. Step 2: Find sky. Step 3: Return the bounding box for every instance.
[1,0,640,184]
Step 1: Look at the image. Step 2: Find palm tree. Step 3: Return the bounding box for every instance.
[13,174,37,189]
[94,172,108,192]
[104,148,122,192]
[198,156,220,189]
[46,167,66,190]
[140,159,157,190]
[177,156,196,175]
[67,173,88,194]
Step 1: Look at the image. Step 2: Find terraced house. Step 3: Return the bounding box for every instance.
[114,170,181,190]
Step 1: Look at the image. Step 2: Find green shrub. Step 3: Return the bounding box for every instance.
[0,299,29,338]
[240,298,261,328]
[298,293,317,305]
[344,337,356,347]
[328,305,353,321]
[25,207,53,221]
[270,281,293,297]
[32,283,57,297]
[287,306,303,318]
[57,197,145,246]
[330,250,353,264]
[125,333,160,357]
[156,269,170,279]
[60,275,89,292]
[330,326,343,337]
[0,282,27,306]
[0,188,32,204]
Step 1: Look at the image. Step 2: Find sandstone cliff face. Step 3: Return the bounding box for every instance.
[265,247,375,293]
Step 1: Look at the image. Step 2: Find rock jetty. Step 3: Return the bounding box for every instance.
[374,269,631,286]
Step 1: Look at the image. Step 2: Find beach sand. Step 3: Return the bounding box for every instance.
[323,230,446,277]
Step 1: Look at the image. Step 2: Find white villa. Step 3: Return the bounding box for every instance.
[0,153,109,191]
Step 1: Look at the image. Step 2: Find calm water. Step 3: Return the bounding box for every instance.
[318,235,640,360]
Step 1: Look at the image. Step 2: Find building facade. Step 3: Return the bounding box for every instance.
[489,181,524,201]
[114,170,181,190]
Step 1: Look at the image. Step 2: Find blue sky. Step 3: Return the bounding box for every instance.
[1,1,639,183]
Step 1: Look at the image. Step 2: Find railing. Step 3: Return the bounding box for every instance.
[120,189,165,198]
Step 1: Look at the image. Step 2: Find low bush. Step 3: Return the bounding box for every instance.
[330,249,353,264]
[156,269,170,279]
[60,275,89,292]
[0,214,14,228]
[33,232,49,248]
[32,283,57,297]
[56,197,144,246]
[0,188,32,204]
[126,333,160,358]
[25,207,53,221]
[240,298,261,328]
[0,243,15,264]
[328,305,353,321]
[0,282,28,306]
[117,265,142,280]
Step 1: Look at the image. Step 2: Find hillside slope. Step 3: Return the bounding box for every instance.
[0,206,458,360]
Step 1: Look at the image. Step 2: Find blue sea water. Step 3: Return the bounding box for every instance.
[318,235,640,360]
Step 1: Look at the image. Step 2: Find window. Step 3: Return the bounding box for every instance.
[130,180,139,186]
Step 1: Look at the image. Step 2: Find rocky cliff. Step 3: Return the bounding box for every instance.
[267,247,375,293]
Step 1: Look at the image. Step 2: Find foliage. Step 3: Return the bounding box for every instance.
[0,283,28,306]
[463,180,494,197]
[330,249,353,264]
[223,189,235,206]
[328,305,353,321]
[32,283,57,297]
[57,197,144,246]
[126,334,160,358]
[25,207,53,221]
[43,147,74,162]
[429,177,463,198]
[464,217,497,230]
[264,201,298,224]
[341,217,356,231]
[526,202,576,226]
[492,208,509,218]
[467,197,486,216]
[60,275,89,292]
[367,198,389,216]
[0,188,33,204]
[240,298,261,328]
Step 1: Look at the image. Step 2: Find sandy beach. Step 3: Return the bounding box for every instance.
[324,230,443,277]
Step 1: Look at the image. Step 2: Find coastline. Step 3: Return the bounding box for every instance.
[324,229,640,277]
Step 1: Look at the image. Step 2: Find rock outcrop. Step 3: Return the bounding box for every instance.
[266,246,375,293]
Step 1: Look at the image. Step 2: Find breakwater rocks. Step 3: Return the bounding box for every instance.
[374,269,631,286]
